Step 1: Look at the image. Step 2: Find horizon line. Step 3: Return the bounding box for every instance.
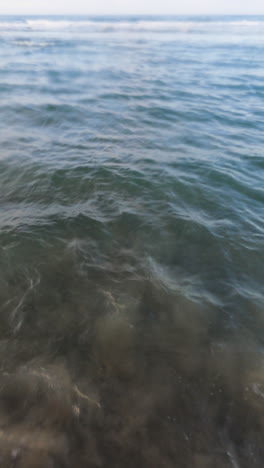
[0,12,264,16]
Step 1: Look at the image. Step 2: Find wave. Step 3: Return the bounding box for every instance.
[12,40,51,47]
[1,18,264,33]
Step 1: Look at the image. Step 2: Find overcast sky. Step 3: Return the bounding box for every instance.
[0,0,264,15]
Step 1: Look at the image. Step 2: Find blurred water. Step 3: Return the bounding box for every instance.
[0,15,264,467]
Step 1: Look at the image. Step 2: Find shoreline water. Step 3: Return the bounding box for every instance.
[0,15,263,467]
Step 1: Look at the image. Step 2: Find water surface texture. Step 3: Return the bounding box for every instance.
[0,15,264,467]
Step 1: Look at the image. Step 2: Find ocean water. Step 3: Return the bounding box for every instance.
[0,15,263,467]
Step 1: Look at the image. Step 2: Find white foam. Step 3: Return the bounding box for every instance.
[25,19,94,30]
[0,21,25,30]
[13,40,51,47]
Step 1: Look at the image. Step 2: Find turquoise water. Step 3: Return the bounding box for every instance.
[0,15,264,467]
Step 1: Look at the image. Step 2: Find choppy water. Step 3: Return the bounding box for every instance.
[0,15,264,467]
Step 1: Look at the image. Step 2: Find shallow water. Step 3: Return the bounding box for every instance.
[0,15,264,467]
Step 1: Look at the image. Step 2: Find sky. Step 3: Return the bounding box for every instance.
[0,0,264,15]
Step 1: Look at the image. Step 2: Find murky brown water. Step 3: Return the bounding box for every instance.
[0,252,263,467]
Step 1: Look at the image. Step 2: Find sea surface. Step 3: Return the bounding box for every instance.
[0,15,264,467]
